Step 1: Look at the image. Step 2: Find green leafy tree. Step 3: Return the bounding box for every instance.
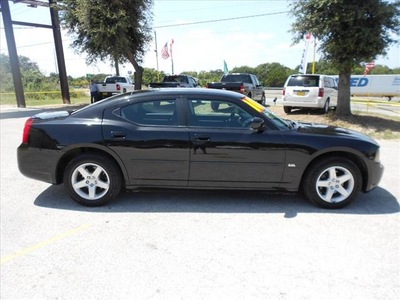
[142,68,166,86]
[290,0,400,115]
[0,54,13,92]
[60,0,153,90]
[231,66,256,74]
[256,63,292,87]
[369,64,393,74]
[0,54,45,92]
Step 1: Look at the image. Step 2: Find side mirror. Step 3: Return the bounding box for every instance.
[251,117,264,130]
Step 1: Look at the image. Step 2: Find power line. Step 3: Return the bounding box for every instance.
[154,11,289,29]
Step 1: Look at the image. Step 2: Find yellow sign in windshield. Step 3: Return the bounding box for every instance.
[242,97,265,113]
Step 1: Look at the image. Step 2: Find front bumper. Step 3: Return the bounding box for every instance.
[365,161,384,192]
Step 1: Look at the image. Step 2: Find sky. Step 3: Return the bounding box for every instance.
[1,0,399,78]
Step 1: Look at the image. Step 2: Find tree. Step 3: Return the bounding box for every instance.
[142,68,166,86]
[60,0,153,90]
[0,54,45,92]
[255,63,293,87]
[290,0,400,115]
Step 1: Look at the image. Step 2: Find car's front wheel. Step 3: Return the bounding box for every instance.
[260,93,266,106]
[64,154,122,206]
[303,157,362,208]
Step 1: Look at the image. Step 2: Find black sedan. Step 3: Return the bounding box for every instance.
[18,88,383,208]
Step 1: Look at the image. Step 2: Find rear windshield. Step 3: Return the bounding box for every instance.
[164,76,188,83]
[287,76,319,87]
[221,74,251,83]
[105,77,128,83]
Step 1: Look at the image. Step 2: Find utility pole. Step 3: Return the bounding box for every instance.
[1,0,26,107]
[0,0,70,106]
[49,0,70,104]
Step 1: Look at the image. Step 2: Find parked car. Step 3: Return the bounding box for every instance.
[207,73,266,105]
[148,74,199,88]
[18,88,383,209]
[282,74,338,114]
[96,76,135,101]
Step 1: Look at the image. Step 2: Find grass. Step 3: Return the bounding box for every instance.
[268,105,400,140]
[0,89,90,107]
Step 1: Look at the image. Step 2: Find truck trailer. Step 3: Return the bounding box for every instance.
[333,75,400,101]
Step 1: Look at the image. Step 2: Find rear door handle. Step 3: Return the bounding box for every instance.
[195,136,210,141]
[111,131,126,138]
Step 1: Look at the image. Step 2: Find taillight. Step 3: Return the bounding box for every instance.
[22,117,33,144]
[240,85,245,93]
[318,88,324,97]
[282,88,286,96]
[116,84,121,91]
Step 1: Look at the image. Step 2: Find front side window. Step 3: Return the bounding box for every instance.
[121,99,178,126]
[188,99,253,128]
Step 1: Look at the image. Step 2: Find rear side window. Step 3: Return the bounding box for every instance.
[121,99,178,126]
[324,77,336,88]
[287,76,319,87]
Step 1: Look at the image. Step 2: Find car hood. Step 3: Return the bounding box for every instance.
[296,121,378,144]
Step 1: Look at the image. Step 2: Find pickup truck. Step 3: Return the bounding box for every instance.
[148,74,199,88]
[96,76,135,100]
[207,73,266,105]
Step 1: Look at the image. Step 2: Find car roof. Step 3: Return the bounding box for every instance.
[72,88,246,117]
[131,88,245,98]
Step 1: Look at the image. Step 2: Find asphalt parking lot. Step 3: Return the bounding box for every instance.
[1,107,399,299]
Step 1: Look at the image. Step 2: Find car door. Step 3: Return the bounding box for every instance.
[102,97,190,187]
[325,76,338,107]
[250,74,263,100]
[185,97,286,189]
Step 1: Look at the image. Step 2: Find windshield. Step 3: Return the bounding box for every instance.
[241,97,290,130]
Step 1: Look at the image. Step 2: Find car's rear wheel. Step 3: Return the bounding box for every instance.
[303,157,362,209]
[322,100,329,114]
[64,154,122,206]
[283,106,292,114]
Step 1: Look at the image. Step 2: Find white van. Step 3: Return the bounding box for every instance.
[282,74,338,114]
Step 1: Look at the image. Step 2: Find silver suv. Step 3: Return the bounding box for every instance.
[282,74,338,114]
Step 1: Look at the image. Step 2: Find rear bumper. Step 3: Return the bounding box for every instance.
[17,145,60,184]
[282,97,325,108]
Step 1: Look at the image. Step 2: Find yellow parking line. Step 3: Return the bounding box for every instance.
[1,224,91,265]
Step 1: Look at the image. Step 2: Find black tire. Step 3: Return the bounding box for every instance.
[123,88,127,93]
[303,157,362,209]
[283,106,292,114]
[322,99,329,114]
[260,93,266,106]
[64,154,122,206]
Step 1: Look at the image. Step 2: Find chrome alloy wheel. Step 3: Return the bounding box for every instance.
[315,166,355,203]
[71,163,110,200]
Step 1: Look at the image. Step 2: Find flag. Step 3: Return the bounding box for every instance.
[161,42,169,59]
[364,61,375,75]
[170,38,174,56]
[223,60,228,74]
[298,33,313,74]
